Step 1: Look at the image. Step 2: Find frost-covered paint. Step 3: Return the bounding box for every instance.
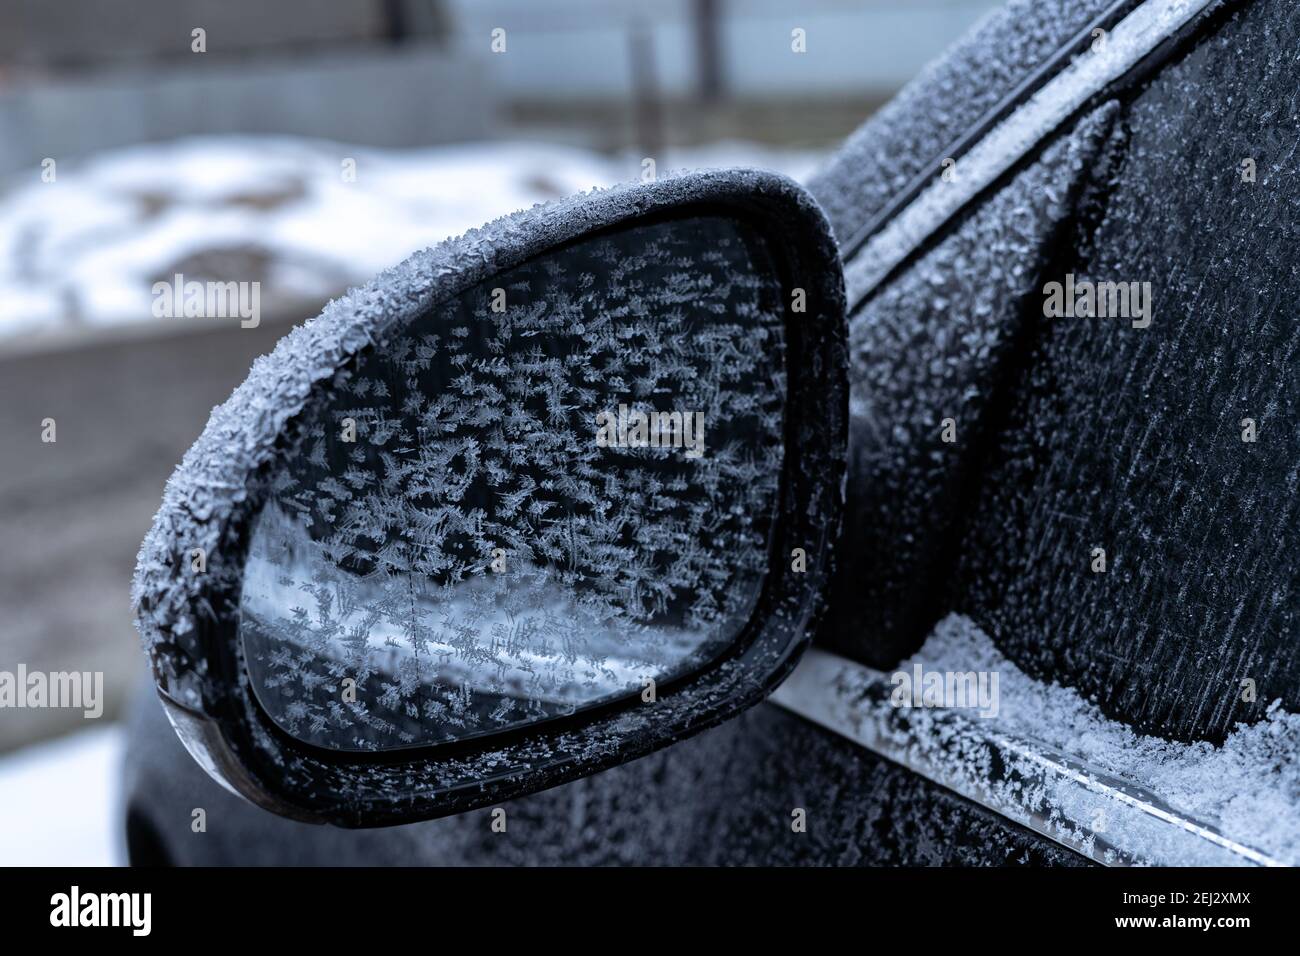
[842,0,1222,307]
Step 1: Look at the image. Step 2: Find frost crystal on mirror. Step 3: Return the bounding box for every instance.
[239,217,787,750]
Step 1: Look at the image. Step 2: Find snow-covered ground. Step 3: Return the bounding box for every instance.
[0,136,825,341]
[0,726,125,866]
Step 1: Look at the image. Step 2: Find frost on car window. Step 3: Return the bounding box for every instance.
[239,216,787,751]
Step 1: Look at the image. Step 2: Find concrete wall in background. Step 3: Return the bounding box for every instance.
[0,47,495,176]
[0,0,447,71]
[0,0,488,176]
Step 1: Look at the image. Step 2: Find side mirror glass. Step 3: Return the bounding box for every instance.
[134,171,846,825]
[242,216,788,752]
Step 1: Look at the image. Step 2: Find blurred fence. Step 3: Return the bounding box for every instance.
[443,0,997,99]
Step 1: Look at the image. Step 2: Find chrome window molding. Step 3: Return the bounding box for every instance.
[844,0,1230,313]
[773,646,1285,867]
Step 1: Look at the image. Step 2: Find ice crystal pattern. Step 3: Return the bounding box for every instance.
[240,217,788,751]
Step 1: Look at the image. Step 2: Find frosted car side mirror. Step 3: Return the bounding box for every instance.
[133,170,847,826]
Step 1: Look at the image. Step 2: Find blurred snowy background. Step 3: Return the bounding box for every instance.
[0,0,996,864]
[0,137,824,342]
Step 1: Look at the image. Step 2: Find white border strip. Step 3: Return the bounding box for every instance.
[845,0,1216,311]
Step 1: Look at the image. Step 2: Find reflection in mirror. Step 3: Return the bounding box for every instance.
[239,216,788,751]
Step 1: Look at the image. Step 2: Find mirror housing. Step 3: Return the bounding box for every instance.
[133,169,847,826]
